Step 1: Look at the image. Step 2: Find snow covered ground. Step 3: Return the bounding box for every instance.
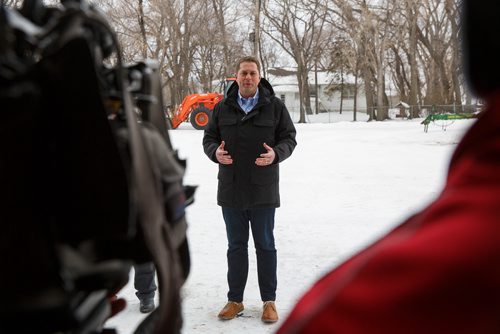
[105,112,474,333]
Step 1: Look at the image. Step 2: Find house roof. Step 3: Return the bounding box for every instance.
[265,67,357,88]
[272,84,299,93]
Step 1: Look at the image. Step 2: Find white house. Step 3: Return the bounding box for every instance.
[265,67,367,116]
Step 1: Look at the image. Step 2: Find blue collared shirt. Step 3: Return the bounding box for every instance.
[238,89,259,114]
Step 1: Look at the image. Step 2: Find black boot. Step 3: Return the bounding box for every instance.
[139,298,155,313]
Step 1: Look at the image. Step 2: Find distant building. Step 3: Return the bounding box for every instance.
[265,67,367,115]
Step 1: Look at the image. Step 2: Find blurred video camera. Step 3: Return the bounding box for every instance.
[0,1,192,333]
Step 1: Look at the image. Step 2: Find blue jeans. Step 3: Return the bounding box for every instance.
[222,207,277,302]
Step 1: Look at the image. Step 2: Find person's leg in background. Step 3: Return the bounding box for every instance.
[134,262,157,313]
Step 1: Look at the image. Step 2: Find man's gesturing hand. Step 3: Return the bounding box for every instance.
[255,142,275,166]
[216,141,233,165]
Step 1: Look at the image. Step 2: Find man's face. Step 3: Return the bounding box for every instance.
[236,61,261,98]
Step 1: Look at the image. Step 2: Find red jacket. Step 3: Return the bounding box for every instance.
[277,94,500,334]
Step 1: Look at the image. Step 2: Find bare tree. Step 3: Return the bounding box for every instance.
[137,0,148,58]
[417,0,456,106]
[372,0,395,121]
[100,0,249,108]
[211,0,232,77]
[100,0,199,106]
[262,0,330,123]
[405,0,421,117]
[321,3,364,119]
[95,0,464,119]
[444,0,462,107]
[99,0,144,62]
[329,0,464,119]
[338,1,378,120]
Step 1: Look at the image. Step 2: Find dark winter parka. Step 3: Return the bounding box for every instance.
[203,78,297,209]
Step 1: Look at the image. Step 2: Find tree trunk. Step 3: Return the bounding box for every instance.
[297,69,306,123]
[376,33,388,120]
[212,0,231,77]
[138,0,148,59]
[353,62,358,121]
[376,71,388,121]
[407,0,420,118]
[446,0,462,109]
[302,70,313,115]
[339,65,344,114]
[364,78,375,121]
[391,47,408,103]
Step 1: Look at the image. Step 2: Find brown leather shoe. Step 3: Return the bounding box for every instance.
[261,301,278,323]
[218,301,244,320]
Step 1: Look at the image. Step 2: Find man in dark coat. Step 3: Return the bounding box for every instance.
[276,2,500,333]
[203,56,296,323]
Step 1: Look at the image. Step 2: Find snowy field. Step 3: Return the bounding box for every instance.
[105,112,475,333]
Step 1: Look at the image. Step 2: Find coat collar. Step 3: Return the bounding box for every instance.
[225,78,274,114]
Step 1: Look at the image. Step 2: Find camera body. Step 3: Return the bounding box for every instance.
[0,1,190,333]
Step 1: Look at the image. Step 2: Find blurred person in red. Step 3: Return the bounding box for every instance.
[277,1,500,333]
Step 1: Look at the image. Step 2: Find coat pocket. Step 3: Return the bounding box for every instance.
[250,164,278,185]
[253,118,275,145]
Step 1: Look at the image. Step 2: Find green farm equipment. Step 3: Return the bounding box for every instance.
[421,112,479,132]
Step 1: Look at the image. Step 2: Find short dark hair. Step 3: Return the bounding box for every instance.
[235,56,261,74]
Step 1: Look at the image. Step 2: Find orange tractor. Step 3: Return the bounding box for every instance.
[169,78,236,130]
